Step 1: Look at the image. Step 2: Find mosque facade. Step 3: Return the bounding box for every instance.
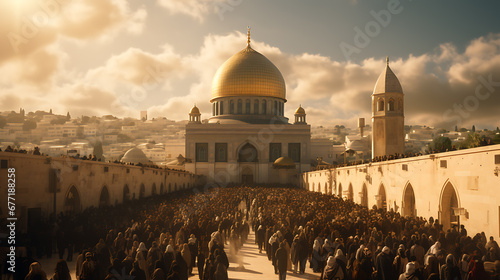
[184,30,311,185]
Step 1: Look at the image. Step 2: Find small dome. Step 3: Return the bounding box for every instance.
[273,156,296,169]
[295,106,305,115]
[121,147,151,165]
[189,105,200,115]
[373,58,403,94]
[211,43,286,101]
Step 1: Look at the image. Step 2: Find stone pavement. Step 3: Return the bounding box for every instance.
[38,230,321,280]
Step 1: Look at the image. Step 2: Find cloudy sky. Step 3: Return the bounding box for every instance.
[1,0,500,129]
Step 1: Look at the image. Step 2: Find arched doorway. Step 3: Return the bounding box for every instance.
[338,183,343,198]
[440,181,459,231]
[377,184,387,210]
[64,185,81,213]
[99,186,110,207]
[402,183,416,217]
[123,185,130,202]
[324,183,328,194]
[238,143,258,162]
[318,183,321,193]
[348,183,354,201]
[160,183,164,194]
[241,167,254,185]
[152,183,157,195]
[139,184,145,199]
[361,183,368,207]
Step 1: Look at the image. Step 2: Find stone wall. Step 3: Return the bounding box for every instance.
[301,144,500,238]
[0,152,200,232]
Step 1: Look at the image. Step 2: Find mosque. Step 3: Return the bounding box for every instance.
[184,30,311,185]
[184,29,406,186]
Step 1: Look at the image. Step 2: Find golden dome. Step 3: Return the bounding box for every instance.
[189,105,200,115]
[211,44,286,101]
[295,105,305,115]
[273,156,296,169]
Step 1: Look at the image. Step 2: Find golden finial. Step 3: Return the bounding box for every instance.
[247,26,251,46]
[386,56,389,66]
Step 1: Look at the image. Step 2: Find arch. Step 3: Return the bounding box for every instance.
[245,99,251,114]
[152,183,157,195]
[338,183,343,198]
[237,99,242,114]
[388,98,395,111]
[348,183,354,201]
[440,180,460,231]
[123,184,130,202]
[168,183,171,193]
[318,182,321,193]
[312,183,315,192]
[215,102,219,115]
[99,185,110,208]
[212,102,216,116]
[139,184,145,199]
[64,185,81,213]
[238,142,258,162]
[174,183,177,191]
[219,101,224,115]
[361,183,368,207]
[254,99,259,114]
[324,183,328,194]
[262,100,267,114]
[230,100,235,114]
[402,182,416,217]
[160,183,164,194]
[377,183,387,210]
[377,98,385,111]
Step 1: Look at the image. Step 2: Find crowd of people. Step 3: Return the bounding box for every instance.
[2,185,500,280]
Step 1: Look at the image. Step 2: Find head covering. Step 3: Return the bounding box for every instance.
[334,249,347,264]
[137,242,147,252]
[405,262,416,275]
[382,246,390,254]
[166,245,174,253]
[313,240,321,251]
[446,254,456,267]
[327,256,336,267]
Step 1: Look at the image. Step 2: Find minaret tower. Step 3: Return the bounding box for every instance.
[371,57,404,158]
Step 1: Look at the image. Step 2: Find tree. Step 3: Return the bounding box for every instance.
[23,119,37,131]
[454,125,458,132]
[472,125,476,132]
[465,133,481,148]
[437,128,448,134]
[92,141,104,161]
[0,116,6,128]
[497,127,499,132]
[429,136,452,152]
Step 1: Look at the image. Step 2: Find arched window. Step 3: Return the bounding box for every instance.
[254,100,259,114]
[212,103,216,116]
[262,100,267,114]
[215,102,219,116]
[237,99,242,114]
[219,101,224,115]
[238,143,258,162]
[388,99,395,111]
[245,99,251,114]
[230,100,234,114]
[377,99,385,111]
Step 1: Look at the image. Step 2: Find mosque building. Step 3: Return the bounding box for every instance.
[184,29,311,185]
